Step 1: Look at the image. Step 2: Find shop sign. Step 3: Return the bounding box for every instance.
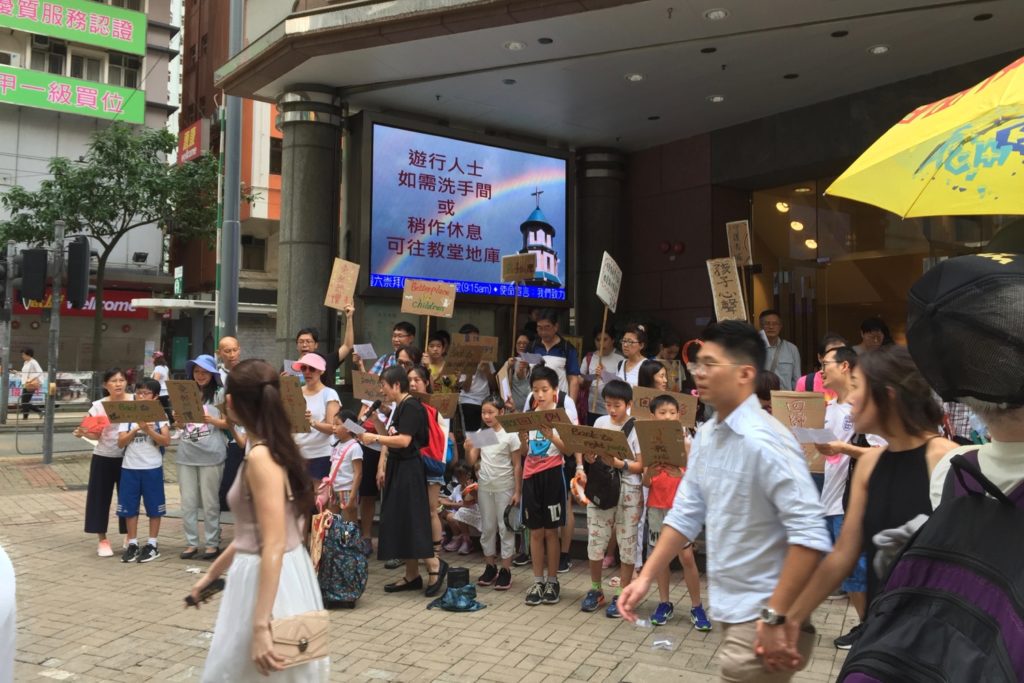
[0,65,144,123]
[0,0,146,55]
[14,288,150,319]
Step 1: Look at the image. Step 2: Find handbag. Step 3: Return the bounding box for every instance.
[23,377,41,392]
[268,609,330,668]
[315,442,356,511]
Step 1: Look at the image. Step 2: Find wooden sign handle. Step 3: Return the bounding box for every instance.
[591,305,609,412]
[511,280,520,365]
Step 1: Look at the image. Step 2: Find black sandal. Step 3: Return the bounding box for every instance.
[424,558,449,598]
[384,575,423,593]
[179,547,199,560]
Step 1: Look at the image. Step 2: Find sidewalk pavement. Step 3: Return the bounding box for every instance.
[1,454,851,682]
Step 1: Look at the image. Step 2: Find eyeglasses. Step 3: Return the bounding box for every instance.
[621,339,640,346]
[297,339,316,346]
[392,332,412,339]
[686,361,744,375]
[397,360,413,368]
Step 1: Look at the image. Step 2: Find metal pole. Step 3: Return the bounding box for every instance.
[0,241,12,424]
[42,220,64,464]
[217,0,243,338]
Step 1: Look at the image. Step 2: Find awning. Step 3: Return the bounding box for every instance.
[130,298,277,316]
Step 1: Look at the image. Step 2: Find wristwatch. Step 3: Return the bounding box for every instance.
[760,606,786,626]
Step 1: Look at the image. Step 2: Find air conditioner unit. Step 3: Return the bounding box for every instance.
[31,34,49,48]
[0,52,19,68]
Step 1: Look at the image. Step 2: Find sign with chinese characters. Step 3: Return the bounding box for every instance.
[400,278,456,318]
[351,371,385,402]
[659,359,685,392]
[279,376,311,433]
[444,344,484,380]
[178,119,208,163]
[165,380,205,424]
[634,420,687,468]
[596,251,622,313]
[102,399,165,424]
[726,220,753,267]
[501,253,537,283]
[554,422,634,461]
[323,258,360,311]
[14,288,149,319]
[0,65,143,124]
[0,0,146,55]
[631,386,698,428]
[411,391,459,419]
[771,391,827,472]
[706,257,747,322]
[451,334,498,363]
[496,409,570,434]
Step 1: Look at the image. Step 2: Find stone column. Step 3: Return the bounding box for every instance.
[275,88,343,360]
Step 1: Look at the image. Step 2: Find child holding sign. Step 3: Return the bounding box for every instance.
[642,395,710,630]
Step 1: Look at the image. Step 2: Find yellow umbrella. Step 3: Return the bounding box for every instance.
[826,55,1024,218]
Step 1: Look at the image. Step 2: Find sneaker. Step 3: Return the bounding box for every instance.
[137,543,160,563]
[512,552,531,567]
[690,605,712,631]
[477,564,498,586]
[542,581,561,604]
[121,543,139,563]
[827,589,848,600]
[557,554,572,574]
[494,568,512,591]
[97,540,113,557]
[525,581,545,606]
[458,539,472,555]
[605,596,621,619]
[443,538,461,552]
[651,601,674,626]
[384,558,402,569]
[834,623,864,650]
[580,589,606,613]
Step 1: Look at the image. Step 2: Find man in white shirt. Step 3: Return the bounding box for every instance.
[759,310,801,391]
[19,348,43,419]
[619,320,830,681]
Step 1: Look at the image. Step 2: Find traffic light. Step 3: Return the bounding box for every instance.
[66,236,91,309]
[18,249,48,300]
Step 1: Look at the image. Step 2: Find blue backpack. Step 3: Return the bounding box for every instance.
[839,451,1024,682]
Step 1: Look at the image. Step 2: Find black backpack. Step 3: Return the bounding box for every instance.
[584,418,636,510]
[838,451,1024,682]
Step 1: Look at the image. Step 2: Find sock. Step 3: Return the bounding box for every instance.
[548,577,559,585]
[148,538,158,547]
[128,538,137,546]
[560,551,568,561]
[591,581,602,592]
[534,575,545,584]
[615,586,622,596]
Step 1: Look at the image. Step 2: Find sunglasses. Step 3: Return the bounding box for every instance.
[299,365,320,373]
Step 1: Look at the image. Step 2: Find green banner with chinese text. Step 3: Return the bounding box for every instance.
[0,0,146,56]
[0,65,144,123]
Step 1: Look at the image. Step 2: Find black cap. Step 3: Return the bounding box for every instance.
[907,252,1024,404]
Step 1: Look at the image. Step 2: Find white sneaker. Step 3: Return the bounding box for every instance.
[458,539,472,555]
[97,540,113,557]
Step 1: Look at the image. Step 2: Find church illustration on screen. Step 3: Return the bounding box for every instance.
[518,189,563,288]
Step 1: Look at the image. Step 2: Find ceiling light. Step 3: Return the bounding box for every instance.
[805,238,818,249]
[790,220,804,231]
[793,186,812,194]
[537,37,554,44]
[783,73,799,80]
[703,8,729,21]
[648,115,661,121]
[503,41,527,51]
[502,78,517,85]
[775,202,790,213]
[625,73,645,82]
[700,46,717,54]
[830,30,848,38]
[867,44,890,56]
[706,94,725,103]
[973,13,993,21]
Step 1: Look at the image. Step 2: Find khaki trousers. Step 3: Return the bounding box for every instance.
[719,620,815,683]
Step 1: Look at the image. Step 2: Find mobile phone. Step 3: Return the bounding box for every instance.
[185,577,225,606]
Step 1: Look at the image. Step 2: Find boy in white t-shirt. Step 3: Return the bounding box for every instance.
[115,379,170,564]
[327,410,364,523]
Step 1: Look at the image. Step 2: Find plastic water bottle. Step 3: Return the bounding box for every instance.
[634,618,653,629]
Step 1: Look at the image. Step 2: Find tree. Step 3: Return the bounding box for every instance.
[0,123,219,370]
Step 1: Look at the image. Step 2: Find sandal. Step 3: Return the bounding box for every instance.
[180,547,199,560]
[424,558,449,598]
[201,547,221,561]
[384,575,423,593]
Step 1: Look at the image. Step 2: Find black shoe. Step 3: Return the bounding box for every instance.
[121,543,139,563]
[424,558,449,598]
[834,623,864,650]
[525,581,544,606]
[137,543,160,563]
[495,568,512,591]
[557,553,572,574]
[200,547,221,561]
[477,564,498,586]
[384,576,423,593]
[179,547,199,559]
[542,581,560,604]
[512,552,531,567]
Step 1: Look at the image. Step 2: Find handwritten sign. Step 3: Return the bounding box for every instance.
[707,257,747,322]
[103,399,165,424]
[555,423,634,461]
[411,391,459,419]
[502,253,537,283]
[351,371,386,402]
[165,380,206,423]
[323,258,360,311]
[496,363,512,402]
[452,334,499,363]
[279,375,310,433]
[631,386,698,428]
[659,359,685,392]
[771,391,827,472]
[496,409,570,434]
[596,251,623,313]
[401,279,456,318]
[445,344,485,379]
[726,220,753,267]
[634,420,687,468]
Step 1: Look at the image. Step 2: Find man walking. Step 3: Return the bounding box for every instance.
[759,310,800,390]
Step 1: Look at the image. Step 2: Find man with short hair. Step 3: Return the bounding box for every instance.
[852,317,890,355]
[216,336,244,510]
[526,308,580,400]
[294,304,356,390]
[216,336,241,387]
[619,320,829,681]
[353,320,415,376]
[759,310,801,391]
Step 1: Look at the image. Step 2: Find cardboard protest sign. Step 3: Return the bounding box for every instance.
[726,220,753,267]
[659,359,685,392]
[278,375,311,433]
[323,258,360,310]
[496,409,570,434]
[351,371,386,401]
[634,419,687,468]
[401,279,456,318]
[707,257,747,322]
[445,344,485,379]
[165,380,206,423]
[596,251,623,313]
[771,391,827,472]
[502,253,537,283]
[555,423,634,461]
[411,391,459,419]
[631,386,698,428]
[452,334,499,363]
[103,399,165,424]
[496,363,512,402]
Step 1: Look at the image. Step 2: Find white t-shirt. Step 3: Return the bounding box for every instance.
[176,404,228,466]
[118,421,166,470]
[20,358,42,385]
[477,429,521,492]
[459,364,494,406]
[581,351,625,416]
[294,386,341,460]
[152,364,170,396]
[593,414,642,486]
[328,438,364,491]
[89,397,133,457]
[930,440,1024,510]
[821,400,887,516]
[616,358,643,387]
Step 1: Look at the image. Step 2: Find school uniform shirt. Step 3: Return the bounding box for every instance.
[592,415,643,486]
[822,401,887,517]
[477,430,521,492]
[118,422,166,470]
[328,438,364,492]
[581,351,625,415]
[90,397,133,457]
[294,386,341,460]
[458,364,494,406]
[664,393,831,624]
[615,358,643,387]
[526,337,580,394]
[647,470,683,510]
[175,405,228,466]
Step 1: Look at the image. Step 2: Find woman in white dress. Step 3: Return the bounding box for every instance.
[189,359,328,682]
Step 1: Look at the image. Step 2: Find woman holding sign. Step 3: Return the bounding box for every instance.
[292,353,341,481]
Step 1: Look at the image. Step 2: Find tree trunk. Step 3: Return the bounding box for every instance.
[89,252,109,373]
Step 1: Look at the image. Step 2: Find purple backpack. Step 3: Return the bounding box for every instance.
[840,451,1024,683]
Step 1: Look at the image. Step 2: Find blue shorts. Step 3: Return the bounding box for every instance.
[825,514,867,593]
[117,467,166,518]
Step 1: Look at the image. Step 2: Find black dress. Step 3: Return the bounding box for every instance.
[862,442,933,603]
[377,397,433,561]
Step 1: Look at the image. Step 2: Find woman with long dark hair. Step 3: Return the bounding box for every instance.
[637,359,668,392]
[409,364,447,564]
[189,360,327,681]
